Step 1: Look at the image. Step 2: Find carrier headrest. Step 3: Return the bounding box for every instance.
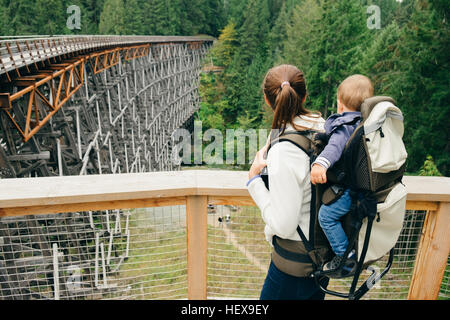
[360,96,397,121]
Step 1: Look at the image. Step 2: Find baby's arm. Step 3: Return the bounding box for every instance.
[311,127,349,184]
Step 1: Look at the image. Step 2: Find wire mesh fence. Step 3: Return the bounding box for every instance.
[0,206,187,300]
[438,255,450,300]
[207,206,449,300]
[326,210,427,299]
[0,204,448,300]
[207,205,271,299]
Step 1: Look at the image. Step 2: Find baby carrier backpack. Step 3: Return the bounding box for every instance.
[262,96,408,300]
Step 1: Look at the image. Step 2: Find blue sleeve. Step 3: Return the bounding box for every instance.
[316,127,351,169]
[246,175,262,187]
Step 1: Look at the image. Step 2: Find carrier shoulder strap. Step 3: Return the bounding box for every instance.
[360,96,396,121]
[268,130,317,253]
[269,130,314,157]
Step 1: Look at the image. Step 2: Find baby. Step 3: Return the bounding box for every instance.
[310,74,374,275]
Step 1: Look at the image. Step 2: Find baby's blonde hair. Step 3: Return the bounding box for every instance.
[338,75,374,111]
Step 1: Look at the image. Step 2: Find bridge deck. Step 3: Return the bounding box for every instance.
[0,35,214,77]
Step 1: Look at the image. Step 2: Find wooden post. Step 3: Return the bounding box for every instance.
[52,243,60,300]
[186,195,208,300]
[408,202,450,300]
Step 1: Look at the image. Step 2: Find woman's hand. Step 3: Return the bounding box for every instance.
[310,164,327,185]
[249,144,269,180]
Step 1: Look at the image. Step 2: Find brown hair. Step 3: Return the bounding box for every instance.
[263,64,319,134]
[337,75,374,111]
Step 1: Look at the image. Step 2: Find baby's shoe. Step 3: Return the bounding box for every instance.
[322,250,357,278]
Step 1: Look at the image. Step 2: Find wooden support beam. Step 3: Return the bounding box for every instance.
[0,93,11,109]
[186,195,208,300]
[0,196,186,217]
[408,202,450,300]
[7,152,51,161]
[405,201,439,211]
[208,195,255,207]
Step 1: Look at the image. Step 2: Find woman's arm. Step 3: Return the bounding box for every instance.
[247,142,309,240]
[248,144,268,180]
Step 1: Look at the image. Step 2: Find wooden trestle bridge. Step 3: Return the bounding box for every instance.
[0,35,213,299]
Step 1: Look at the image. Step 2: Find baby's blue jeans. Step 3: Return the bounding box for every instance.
[318,188,353,257]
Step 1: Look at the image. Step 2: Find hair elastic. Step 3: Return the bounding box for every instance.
[281,81,290,88]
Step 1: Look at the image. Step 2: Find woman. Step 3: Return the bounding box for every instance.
[246,64,329,300]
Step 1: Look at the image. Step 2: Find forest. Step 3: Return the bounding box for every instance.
[0,0,226,36]
[199,0,449,176]
[0,0,448,176]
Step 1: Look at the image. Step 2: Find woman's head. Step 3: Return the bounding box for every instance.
[263,64,318,133]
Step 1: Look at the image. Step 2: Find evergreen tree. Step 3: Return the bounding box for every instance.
[419,156,442,177]
[184,0,208,35]
[35,0,65,35]
[203,0,226,37]
[361,0,403,28]
[0,0,9,35]
[221,0,271,125]
[155,0,173,35]
[390,0,449,174]
[6,0,37,35]
[81,0,105,34]
[278,0,322,73]
[168,0,183,35]
[99,0,125,35]
[224,0,248,26]
[354,22,402,95]
[124,0,143,35]
[211,21,238,67]
[306,0,371,117]
[237,0,270,64]
[267,0,284,26]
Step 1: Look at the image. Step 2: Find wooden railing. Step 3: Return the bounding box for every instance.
[0,170,449,300]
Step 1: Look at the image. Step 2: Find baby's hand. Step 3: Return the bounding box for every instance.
[311,164,328,185]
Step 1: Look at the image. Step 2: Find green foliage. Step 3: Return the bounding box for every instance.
[210,21,238,67]
[0,2,8,35]
[394,0,449,176]
[35,0,66,35]
[1,0,225,36]
[5,0,37,35]
[419,156,442,177]
[308,1,371,117]
[99,0,125,35]
[123,0,143,35]
[277,0,322,81]
[199,0,448,175]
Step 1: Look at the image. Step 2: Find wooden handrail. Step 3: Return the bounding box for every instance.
[0,170,449,300]
[0,171,448,215]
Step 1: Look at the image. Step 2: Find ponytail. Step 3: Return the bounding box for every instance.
[263,65,317,134]
[272,84,301,135]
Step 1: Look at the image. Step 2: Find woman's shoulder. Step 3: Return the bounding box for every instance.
[267,138,311,168]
